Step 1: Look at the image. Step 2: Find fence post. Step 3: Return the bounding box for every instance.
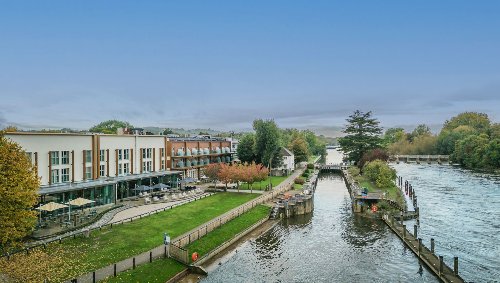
[402,225,406,240]
[439,256,444,277]
[133,258,136,269]
[418,238,422,256]
[454,257,458,276]
[114,264,117,277]
[414,225,418,238]
[93,271,96,283]
[150,251,152,263]
[189,234,191,244]
[431,238,434,253]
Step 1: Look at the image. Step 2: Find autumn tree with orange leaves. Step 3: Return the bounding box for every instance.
[0,130,40,251]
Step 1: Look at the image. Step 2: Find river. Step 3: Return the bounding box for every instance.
[202,150,433,282]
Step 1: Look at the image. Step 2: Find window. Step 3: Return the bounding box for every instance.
[118,164,123,175]
[61,151,70,164]
[51,169,59,183]
[100,165,105,177]
[61,168,69,182]
[51,151,59,165]
[86,167,92,180]
[118,149,123,161]
[142,148,146,159]
[161,148,165,157]
[161,160,165,170]
[142,161,152,173]
[26,152,32,163]
[147,148,152,158]
[100,150,105,162]
[124,163,129,174]
[86,151,92,163]
[124,149,129,160]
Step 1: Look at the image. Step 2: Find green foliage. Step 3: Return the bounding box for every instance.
[358,148,389,169]
[301,172,310,178]
[237,133,256,163]
[363,160,397,188]
[0,131,40,250]
[443,112,491,133]
[89,120,133,134]
[163,128,178,135]
[452,134,500,168]
[290,137,309,164]
[411,124,431,138]
[383,127,404,144]
[253,119,282,168]
[294,178,305,185]
[338,110,383,164]
[435,126,473,155]
[307,163,315,169]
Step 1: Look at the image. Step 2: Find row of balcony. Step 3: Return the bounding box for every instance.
[173,147,232,156]
[173,156,233,168]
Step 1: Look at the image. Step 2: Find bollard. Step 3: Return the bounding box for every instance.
[26,248,29,256]
[59,238,62,244]
[93,271,96,283]
[439,256,444,277]
[400,212,404,226]
[114,263,117,277]
[111,223,113,228]
[391,215,394,226]
[189,234,191,244]
[100,226,102,231]
[454,257,458,276]
[431,238,435,253]
[402,225,406,240]
[133,257,136,269]
[164,246,167,257]
[414,225,418,238]
[150,251,152,263]
[7,253,9,261]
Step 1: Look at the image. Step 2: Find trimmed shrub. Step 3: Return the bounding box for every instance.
[363,160,397,188]
[307,163,315,169]
[302,172,310,178]
[294,178,305,185]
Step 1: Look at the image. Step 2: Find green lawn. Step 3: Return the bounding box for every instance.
[101,258,186,283]
[184,205,270,263]
[101,205,270,283]
[238,176,289,190]
[0,193,260,282]
[293,183,303,190]
[308,155,319,163]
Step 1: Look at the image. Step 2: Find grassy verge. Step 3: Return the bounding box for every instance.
[100,258,186,283]
[101,205,270,283]
[293,183,303,190]
[184,205,270,263]
[238,176,288,190]
[0,193,260,282]
[348,167,375,192]
[308,155,319,163]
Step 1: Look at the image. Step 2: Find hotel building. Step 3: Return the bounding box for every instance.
[5,132,234,209]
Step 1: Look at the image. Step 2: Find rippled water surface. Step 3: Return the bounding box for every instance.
[392,163,500,282]
[202,151,440,282]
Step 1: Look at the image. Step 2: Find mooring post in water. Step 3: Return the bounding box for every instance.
[400,212,404,225]
[414,225,418,238]
[391,215,394,226]
[439,256,444,277]
[431,238,434,253]
[454,257,458,276]
[402,225,406,240]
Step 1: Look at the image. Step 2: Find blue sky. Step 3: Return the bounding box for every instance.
[1,1,499,136]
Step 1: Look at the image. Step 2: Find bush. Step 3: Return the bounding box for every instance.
[378,202,389,210]
[307,163,315,169]
[302,172,310,178]
[363,160,397,188]
[294,178,305,185]
[358,148,390,170]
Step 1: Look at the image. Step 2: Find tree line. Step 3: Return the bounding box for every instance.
[236,119,328,167]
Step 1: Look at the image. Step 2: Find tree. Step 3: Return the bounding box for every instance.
[89,120,133,134]
[202,163,222,188]
[254,163,269,191]
[4,126,18,132]
[443,112,490,133]
[383,127,404,144]
[237,133,256,163]
[363,159,397,188]
[358,148,390,170]
[0,130,40,250]
[338,110,383,164]
[412,124,431,138]
[163,128,176,135]
[217,163,234,191]
[252,119,282,168]
[290,137,309,164]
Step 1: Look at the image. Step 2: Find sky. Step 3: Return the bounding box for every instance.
[1,1,499,137]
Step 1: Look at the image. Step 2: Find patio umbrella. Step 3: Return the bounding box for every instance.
[152,183,171,190]
[65,198,96,221]
[132,185,153,191]
[178,178,196,190]
[36,202,68,223]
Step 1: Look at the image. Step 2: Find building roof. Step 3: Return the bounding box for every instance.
[281,147,293,156]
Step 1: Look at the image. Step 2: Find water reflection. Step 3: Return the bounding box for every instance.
[202,172,438,282]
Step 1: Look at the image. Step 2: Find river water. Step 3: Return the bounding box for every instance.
[201,150,498,282]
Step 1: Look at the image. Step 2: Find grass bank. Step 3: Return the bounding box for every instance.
[101,205,270,282]
[308,155,319,163]
[238,176,288,190]
[0,193,260,283]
